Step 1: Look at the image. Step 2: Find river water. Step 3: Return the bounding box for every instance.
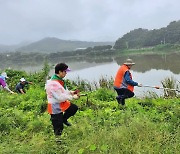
[64,61,180,97]
[48,53,180,97]
[1,52,180,97]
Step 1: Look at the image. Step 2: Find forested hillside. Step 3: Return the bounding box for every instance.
[17,37,113,53]
[114,20,180,50]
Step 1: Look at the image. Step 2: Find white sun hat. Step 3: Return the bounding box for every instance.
[20,78,26,82]
[1,72,9,78]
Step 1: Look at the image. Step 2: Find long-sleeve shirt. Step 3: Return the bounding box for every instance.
[0,77,6,88]
[45,80,73,114]
[124,71,138,86]
[0,76,12,93]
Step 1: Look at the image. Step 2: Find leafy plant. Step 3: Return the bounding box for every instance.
[0,71,179,153]
[161,76,179,98]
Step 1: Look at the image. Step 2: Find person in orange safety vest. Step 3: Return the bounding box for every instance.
[114,59,142,105]
[45,63,79,137]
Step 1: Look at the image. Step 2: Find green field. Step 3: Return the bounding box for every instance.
[0,67,179,154]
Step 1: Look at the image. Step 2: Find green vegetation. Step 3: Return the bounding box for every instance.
[0,67,179,153]
[1,44,180,70]
[16,37,113,53]
[1,20,180,68]
[114,20,180,50]
[115,44,180,56]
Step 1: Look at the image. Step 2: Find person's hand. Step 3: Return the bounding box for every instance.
[73,94,79,99]
[138,83,142,87]
[71,89,80,96]
[70,91,75,95]
[74,89,80,94]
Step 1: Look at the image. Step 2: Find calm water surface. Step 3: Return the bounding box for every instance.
[60,53,180,97]
[1,53,180,97]
[64,61,180,97]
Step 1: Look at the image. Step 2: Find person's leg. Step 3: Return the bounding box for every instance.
[114,88,134,105]
[22,89,26,93]
[120,89,134,105]
[63,103,78,126]
[115,88,125,96]
[50,113,64,136]
[124,89,134,99]
[114,88,126,105]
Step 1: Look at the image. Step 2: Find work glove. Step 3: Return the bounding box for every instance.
[73,94,79,99]
[138,83,142,87]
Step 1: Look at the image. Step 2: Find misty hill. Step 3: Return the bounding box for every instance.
[0,44,17,52]
[0,41,31,53]
[114,20,180,50]
[17,37,114,53]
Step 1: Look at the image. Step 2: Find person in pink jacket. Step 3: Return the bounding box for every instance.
[45,63,79,138]
[0,72,14,94]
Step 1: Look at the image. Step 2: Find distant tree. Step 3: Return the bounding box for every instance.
[114,20,180,50]
[93,45,112,51]
[85,47,93,52]
[114,28,149,49]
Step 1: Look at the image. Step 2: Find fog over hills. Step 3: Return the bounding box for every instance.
[0,41,31,53]
[0,37,114,53]
[18,37,114,53]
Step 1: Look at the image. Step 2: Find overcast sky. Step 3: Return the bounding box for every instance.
[0,0,180,45]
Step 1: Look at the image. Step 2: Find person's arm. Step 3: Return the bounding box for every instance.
[4,86,14,94]
[19,88,25,94]
[27,81,33,84]
[124,71,138,86]
[0,79,14,94]
[16,84,25,94]
[51,89,73,102]
[46,80,79,103]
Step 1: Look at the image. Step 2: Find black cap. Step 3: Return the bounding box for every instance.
[55,63,69,74]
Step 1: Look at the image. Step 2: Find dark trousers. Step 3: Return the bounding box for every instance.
[114,88,134,105]
[50,103,78,136]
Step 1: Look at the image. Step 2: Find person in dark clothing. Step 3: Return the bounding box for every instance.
[15,78,32,94]
[45,63,79,139]
[114,59,142,105]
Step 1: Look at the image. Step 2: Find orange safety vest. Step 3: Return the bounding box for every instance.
[47,80,71,114]
[47,100,70,114]
[114,64,134,92]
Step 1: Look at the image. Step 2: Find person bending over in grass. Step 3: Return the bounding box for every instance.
[0,72,14,94]
[114,58,142,105]
[15,78,33,94]
[45,63,79,138]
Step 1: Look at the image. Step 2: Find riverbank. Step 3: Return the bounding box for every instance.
[0,85,179,153]
[115,44,180,56]
[0,68,179,153]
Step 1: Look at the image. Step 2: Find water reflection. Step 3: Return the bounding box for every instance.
[65,62,180,97]
[1,52,180,97]
[0,52,180,74]
[114,52,180,74]
[50,52,180,74]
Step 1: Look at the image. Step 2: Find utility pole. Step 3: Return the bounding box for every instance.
[125,41,129,49]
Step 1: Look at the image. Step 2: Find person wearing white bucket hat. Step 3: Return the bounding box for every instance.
[0,72,14,94]
[15,78,33,94]
[114,58,142,105]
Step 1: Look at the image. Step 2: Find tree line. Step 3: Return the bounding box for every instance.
[114,20,180,50]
